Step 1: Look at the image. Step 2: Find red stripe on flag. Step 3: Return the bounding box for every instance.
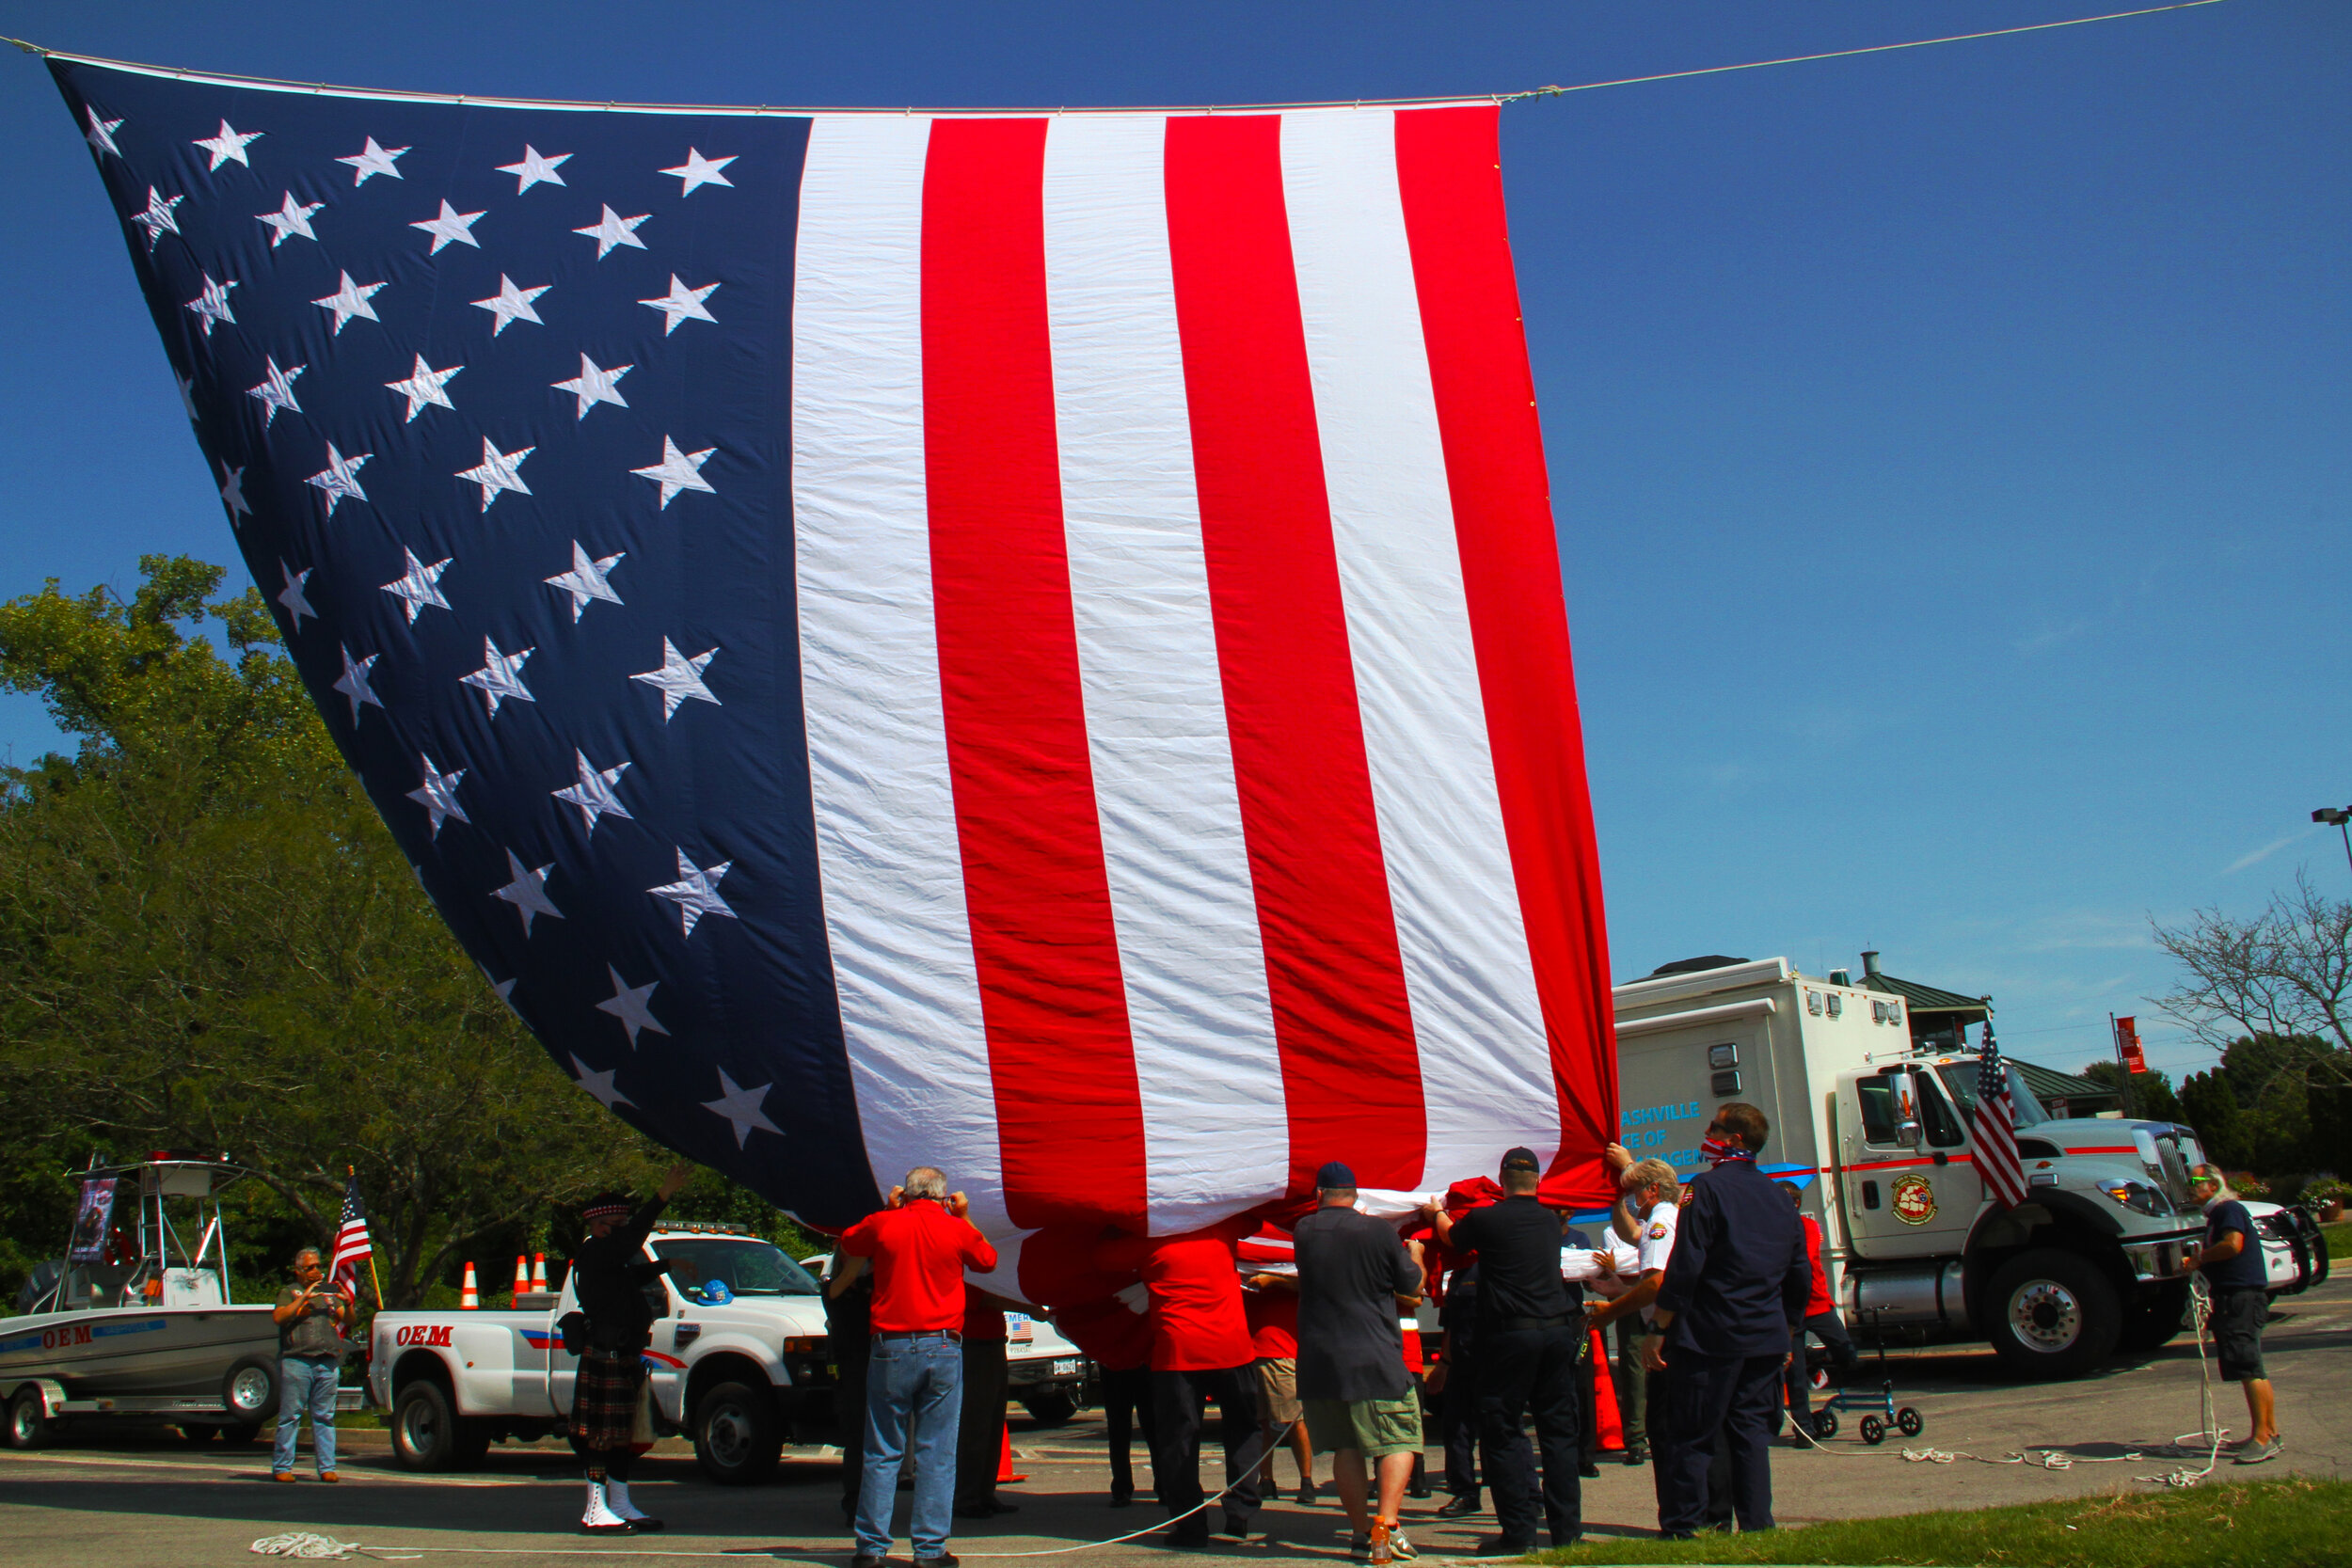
[1163,114,1425,1194]
[1392,105,1620,1208]
[921,118,1148,1230]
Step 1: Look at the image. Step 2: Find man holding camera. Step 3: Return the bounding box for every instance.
[270,1246,353,1482]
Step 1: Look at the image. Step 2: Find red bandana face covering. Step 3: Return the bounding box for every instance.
[1700,1136,1754,1167]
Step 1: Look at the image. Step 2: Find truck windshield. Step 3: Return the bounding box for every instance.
[652,1239,821,1299]
[1937,1064,2050,1129]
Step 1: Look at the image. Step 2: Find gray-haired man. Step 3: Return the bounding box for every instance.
[2186,1164,2282,1465]
[270,1247,352,1481]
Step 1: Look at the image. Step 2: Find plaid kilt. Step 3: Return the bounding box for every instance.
[570,1348,646,1450]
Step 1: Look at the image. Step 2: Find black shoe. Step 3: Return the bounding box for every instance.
[623,1516,666,1531]
[1295,1480,1318,1507]
[914,1556,960,1568]
[1473,1537,1536,1557]
[1109,1487,1134,1508]
[1622,1446,1647,1467]
[1435,1496,1481,1518]
[1166,1525,1212,1549]
[851,1557,888,1568]
[1221,1514,1252,1538]
[1406,1481,1434,1498]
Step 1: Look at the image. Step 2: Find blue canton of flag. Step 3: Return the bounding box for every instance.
[47,57,879,1227]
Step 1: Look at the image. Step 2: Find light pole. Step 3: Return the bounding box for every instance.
[2314,805,2352,879]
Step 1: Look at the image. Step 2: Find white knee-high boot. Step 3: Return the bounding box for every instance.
[607,1480,647,1520]
[582,1477,627,1530]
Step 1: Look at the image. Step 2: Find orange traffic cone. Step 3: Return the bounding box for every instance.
[460,1260,480,1310]
[513,1255,530,1299]
[532,1253,548,1291]
[1591,1328,1625,1450]
[995,1421,1026,1484]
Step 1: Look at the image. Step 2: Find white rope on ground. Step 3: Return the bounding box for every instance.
[249,1533,422,1560]
[1782,1275,2232,1485]
[2136,1276,2231,1488]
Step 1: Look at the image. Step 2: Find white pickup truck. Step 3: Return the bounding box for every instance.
[369,1224,841,1484]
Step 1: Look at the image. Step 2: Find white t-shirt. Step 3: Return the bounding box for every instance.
[1634,1200,1678,1323]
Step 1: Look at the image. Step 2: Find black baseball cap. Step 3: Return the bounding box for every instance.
[1315,1161,1357,1189]
[1500,1147,1541,1173]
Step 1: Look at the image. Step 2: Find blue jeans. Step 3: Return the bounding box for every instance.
[273,1355,340,1475]
[854,1332,964,1558]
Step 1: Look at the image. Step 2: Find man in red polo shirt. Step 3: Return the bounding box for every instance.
[839,1169,999,1568]
[1098,1220,1262,1548]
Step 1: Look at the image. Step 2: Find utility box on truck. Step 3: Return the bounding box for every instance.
[1613,958,2234,1378]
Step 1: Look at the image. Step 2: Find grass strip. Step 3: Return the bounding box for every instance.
[2320,1220,2350,1261]
[1534,1476,2348,1568]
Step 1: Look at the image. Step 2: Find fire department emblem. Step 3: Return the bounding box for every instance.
[1891,1173,1938,1226]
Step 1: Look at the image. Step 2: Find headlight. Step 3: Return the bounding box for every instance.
[2099,1180,2169,1216]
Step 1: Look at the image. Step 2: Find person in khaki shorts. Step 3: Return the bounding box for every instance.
[1294,1163,1426,1564]
[1243,1272,1317,1504]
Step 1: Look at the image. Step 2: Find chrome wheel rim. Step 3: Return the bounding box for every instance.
[2009,1279,2083,1353]
[229,1366,274,1415]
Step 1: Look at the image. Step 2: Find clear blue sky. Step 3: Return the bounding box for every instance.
[1,1,2344,1085]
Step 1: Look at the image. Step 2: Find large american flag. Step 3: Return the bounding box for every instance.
[328,1170,373,1293]
[1976,1021,2027,1211]
[45,53,1620,1244]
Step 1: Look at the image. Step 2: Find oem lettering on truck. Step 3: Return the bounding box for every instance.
[1612,954,2326,1380]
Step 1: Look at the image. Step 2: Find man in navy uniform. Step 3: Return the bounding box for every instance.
[1639,1103,1808,1539]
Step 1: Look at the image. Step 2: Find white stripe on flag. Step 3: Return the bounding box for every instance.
[1278,108,1554,1192]
[792,117,1004,1231]
[1041,114,1291,1233]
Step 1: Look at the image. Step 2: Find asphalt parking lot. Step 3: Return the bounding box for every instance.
[5,1276,2345,1566]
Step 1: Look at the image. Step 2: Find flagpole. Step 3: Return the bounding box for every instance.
[351,1164,385,1311]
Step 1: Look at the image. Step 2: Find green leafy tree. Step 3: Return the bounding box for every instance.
[2081,1061,2184,1124]
[2177,1069,2251,1171]
[0,558,674,1306]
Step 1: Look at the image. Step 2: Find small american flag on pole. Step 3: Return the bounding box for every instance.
[1976,1020,2027,1211]
[329,1170,373,1295]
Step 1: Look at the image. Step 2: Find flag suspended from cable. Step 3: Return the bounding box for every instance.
[1976,1022,2028,1211]
[41,52,1621,1241]
[329,1171,373,1295]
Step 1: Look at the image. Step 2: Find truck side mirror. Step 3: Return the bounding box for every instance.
[1887,1070,1924,1149]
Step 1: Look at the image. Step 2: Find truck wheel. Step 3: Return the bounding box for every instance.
[6,1388,51,1449]
[2118,1280,2191,1353]
[1985,1249,2122,1379]
[222,1357,278,1426]
[392,1380,486,1471]
[1021,1392,1077,1428]
[693,1381,781,1485]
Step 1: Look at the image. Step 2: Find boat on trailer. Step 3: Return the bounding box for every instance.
[0,1157,314,1446]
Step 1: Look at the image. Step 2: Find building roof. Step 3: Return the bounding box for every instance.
[2014,1060,2120,1108]
[1862,972,1989,1019]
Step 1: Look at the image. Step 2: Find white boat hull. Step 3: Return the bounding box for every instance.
[0,1306,279,1402]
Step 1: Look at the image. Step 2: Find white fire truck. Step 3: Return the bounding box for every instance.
[1613,958,2327,1378]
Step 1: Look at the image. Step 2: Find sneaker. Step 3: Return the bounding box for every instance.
[1295,1479,1318,1507]
[1350,1532,1373,1562]
[1389,1525,1418,1560]
[2235,1436,2285,1465]
[1369,1520,1394,1565]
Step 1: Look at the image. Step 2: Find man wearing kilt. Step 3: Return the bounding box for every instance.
[571,1164,693,1533]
